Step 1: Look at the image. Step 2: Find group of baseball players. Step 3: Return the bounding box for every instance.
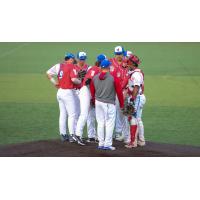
[46,46,146,151]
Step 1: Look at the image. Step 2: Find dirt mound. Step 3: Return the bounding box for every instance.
[0,139,200,157]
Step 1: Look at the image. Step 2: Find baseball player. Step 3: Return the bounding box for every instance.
[90,59,124,150]
[46,53,82,142]
[110,46,130,143]
[124,54,146,148]
[83,54,107,143]
[73,54,106,145]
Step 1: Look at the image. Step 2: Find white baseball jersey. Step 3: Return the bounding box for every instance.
[128,69,144,95]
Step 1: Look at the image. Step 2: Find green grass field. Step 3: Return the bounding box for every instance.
[0,42,200,146]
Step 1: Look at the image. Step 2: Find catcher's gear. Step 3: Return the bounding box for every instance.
[126,54,141,67]
[122,96,135,116]
[78,69,87,79]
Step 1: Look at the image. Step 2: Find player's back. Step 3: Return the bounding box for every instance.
[93,72,116,105]
[58,63,75,89]
[82,66,100,86]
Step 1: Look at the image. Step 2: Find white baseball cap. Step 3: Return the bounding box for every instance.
[114,46,124,55]
[77,52,87,60]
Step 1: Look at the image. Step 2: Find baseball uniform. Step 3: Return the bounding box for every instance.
[110,58,130,142]
[47,62,80,137]
[128,68,146,145]
[75,65,100,139]
[90,71,124,149]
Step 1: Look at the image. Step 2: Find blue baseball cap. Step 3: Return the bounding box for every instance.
[114,46,124,55]
[97,54,106,62]
[77,52,87,60]
[100,59,111,68]
[65,53,75,59]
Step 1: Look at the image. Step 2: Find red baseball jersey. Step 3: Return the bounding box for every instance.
[57,63,77,89]
[82,66,101,86]
[74,64,89,73]
[109,57,124,69]
[73,64,89,89]
[110,66,129,89]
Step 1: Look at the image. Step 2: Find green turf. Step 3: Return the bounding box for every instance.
[0,42,200,146]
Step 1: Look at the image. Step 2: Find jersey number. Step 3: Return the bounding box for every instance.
[59,70,63,79]
[91,70,95,77]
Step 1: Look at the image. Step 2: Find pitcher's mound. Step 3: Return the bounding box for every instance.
[0,139,200,157]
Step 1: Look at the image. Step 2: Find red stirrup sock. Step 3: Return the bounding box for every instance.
[130,125,137,143]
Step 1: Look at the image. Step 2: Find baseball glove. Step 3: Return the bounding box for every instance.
[122,96,135,116]
[85,78,91,86]
[78,69,87,79]
[122,103,135,116]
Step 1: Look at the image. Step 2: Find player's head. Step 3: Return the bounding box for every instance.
[127,54,141,69]
[64,53,75,64]
[122,50,133,68]
[95,54,106,67]
[114,46,124,62]
[77,52,87,65]
[124,50,133,58]
[100,59,111,71]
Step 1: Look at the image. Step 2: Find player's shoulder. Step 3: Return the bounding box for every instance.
[88,65,96,70]
[52,63,61,69]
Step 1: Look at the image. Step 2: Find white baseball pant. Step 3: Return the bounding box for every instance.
[57,88,79,136]
[115,96,123,133]
[87,106,96,138]
[115,96,130,141]
[76,86,96,138]
[135,94,146,141]
[95,100,116,147]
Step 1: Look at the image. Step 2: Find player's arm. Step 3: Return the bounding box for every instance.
[46,64,59,88]
[121,76,129,90]
[71,78,81,85]
[130,72,142,100]
[90,78,96,105]
[114,77,124,109]
[70,68,81,85]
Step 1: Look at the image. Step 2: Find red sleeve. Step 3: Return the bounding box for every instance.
[114,77,124,109]
[90,78,96,103]
[121,76,129,89]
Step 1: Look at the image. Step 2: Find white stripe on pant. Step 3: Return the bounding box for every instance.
[57,88,79,136]
[95,100,116,147]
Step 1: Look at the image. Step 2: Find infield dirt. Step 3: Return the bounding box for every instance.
[0,140,200,157]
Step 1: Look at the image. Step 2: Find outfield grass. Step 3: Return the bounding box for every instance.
[0,42,200,146]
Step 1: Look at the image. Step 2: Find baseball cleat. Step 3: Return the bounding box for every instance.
[97,146,104,150]
[124,139,130,145]
[60,134,69,142]
[73,135,85,146]
[114,133,121,140]
[71,134,78,142]
[103,146,116,151]
[69,134,75,143]
[137,140,146,147]
[125,142,137,148]
[87,137,98,143]
[115,135,124,142]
